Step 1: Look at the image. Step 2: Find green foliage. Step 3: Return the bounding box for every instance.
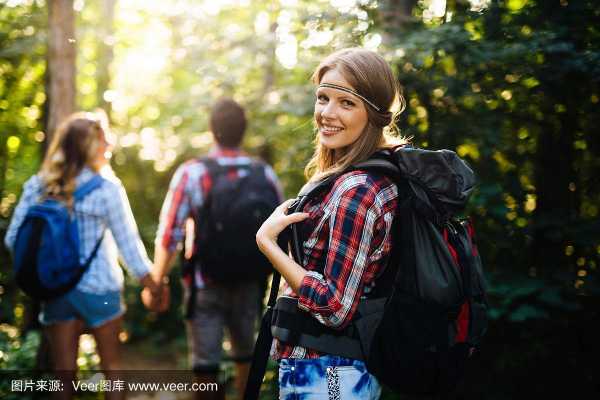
[0,324,40,371]
[0,325,39,400]
[1,0,600,398]
[0,0,47,330]
[389,0,600,283]
[0,324,101,400]
[0,0,46,203]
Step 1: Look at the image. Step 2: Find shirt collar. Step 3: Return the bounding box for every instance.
[209,144,244,157]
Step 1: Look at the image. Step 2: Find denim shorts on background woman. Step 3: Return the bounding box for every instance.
[39,288,125,328]
[278,355,381,400]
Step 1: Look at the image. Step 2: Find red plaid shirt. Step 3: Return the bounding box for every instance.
[272,170,398,359]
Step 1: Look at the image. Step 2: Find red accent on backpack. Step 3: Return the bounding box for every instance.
[443,227,471,344]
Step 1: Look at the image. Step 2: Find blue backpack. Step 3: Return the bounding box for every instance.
[13,175,106,300]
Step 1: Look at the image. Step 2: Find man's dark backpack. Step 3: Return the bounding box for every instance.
[12,175,106,301]
[244,147,488,399]
[192,157,280,283]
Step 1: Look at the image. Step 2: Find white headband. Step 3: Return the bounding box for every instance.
[318,83,382,112]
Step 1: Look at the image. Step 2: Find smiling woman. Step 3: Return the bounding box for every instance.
[253,48,407,399]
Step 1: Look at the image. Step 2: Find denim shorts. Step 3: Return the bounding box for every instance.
[278,355,381,400]
[39,288,125,328]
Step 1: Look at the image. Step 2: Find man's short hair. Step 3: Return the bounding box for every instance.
[210,98,246,148]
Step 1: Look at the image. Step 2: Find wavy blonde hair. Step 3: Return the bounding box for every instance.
[39,112,104,205]
[305,48,408,182]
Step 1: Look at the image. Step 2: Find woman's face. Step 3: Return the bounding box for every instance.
[314,68,369,152]
[92,127,113,169]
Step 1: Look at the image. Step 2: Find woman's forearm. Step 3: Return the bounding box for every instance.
[258,238,306,293]
[256,198,309,291]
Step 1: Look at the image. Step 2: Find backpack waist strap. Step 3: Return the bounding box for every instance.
[271,296,365,361]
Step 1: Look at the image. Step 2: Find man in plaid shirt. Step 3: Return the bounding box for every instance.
[148,98,282,400]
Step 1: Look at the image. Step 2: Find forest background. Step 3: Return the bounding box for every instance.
[1,0,599,398]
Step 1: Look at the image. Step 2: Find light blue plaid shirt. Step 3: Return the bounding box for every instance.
[4,167,151,294]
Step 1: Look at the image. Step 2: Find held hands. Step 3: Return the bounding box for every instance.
[256,199,309,252]
[140,273,170,313]
[141,284,170,313]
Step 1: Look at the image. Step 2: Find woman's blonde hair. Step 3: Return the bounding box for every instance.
[305,48,407,182]
[39,112,105,205]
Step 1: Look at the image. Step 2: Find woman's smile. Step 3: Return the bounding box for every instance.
[319,124,344,136]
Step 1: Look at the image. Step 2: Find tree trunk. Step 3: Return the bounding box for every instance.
[46,0,76,145]
[36,0,76,369]
[261,1,279,96]
[0,135,6,202]
[263,19,277,94]
[96,0,116,116]
[379,0,419,45]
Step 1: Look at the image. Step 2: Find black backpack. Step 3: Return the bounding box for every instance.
[192,157,279,283]
[244,147,488,399]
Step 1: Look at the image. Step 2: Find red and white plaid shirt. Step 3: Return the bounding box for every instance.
[272,170,398,359]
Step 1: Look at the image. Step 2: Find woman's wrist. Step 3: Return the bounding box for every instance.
[141,273,160,294]
[262,238,306,291]
[150,270,166,284]
[256,231,277,253]
[151,276,168,296]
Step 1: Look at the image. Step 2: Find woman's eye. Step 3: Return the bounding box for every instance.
[342,99,355,107]
[317,94,328,102]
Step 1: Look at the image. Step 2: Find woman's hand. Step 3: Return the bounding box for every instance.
[141,285,170,312]
[256,199,309,252]
[140,273,170,312]
[255,199,310,291]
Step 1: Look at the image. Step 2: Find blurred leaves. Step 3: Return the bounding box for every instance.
[1,1,600,397]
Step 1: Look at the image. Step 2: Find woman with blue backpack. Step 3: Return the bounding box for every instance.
[252,48,406,399]
[4,112,163,399]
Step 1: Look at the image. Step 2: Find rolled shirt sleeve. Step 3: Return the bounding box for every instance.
[297,174,397,329]
[102,180,152,280]
[155,164,196,252]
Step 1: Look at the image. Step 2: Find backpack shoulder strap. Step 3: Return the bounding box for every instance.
[68,174,107,276]
[352,149,403,181]
[73,174,105,201]
[248,158,270,177]
[198,156,221,176]
[289,152,405,264]
[353,158,401,178]
[289,175,338,264]
[195,156,220,211]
